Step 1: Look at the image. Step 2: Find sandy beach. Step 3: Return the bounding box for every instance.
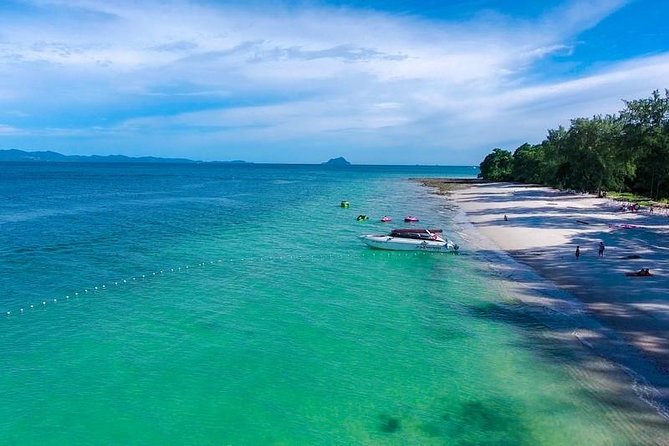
[442,182,669,424]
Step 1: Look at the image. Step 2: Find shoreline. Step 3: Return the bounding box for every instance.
[432,181,669,425]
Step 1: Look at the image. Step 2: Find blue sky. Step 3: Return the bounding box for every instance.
[0,0,667,164]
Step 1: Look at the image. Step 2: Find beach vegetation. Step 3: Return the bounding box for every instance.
[511,143,545,183]
[479,90,669,199]
[606,191,666,206]
[621,90,669,199]
[478,148,513,181]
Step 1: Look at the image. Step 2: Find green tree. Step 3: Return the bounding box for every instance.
[561,115,629,193]
[620,90,669,199]
[540,126,569,188]
[477,90,668,196]
[479,148,513,181]
[533,117,630,193]
[511,143,545,183]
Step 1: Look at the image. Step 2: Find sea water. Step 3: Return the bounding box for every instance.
[0,163,665,445]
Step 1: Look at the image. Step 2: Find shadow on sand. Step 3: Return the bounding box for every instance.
[436,182,669,441]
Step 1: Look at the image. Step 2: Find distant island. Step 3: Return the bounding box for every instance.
[322,157,351,166]
[0,149,249,164]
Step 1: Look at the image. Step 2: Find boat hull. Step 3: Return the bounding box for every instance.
[361,235,457,252]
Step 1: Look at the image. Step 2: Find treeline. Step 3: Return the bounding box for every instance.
[478,90,669,199]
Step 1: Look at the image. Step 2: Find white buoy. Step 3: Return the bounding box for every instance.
[42,301,46,305]
[30,304,34,308]
[94,286,98,290]
[102,285,106,288]
[20,308,24,313]
[85,289,88,293]
[53,299,57,302]
[123,280,126,283]
[6,311,10,316]
[75,292,78,296]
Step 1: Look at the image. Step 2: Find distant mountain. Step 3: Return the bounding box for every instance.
[210,160,249,164]
[0,149,249,164]
[322,156,351,166]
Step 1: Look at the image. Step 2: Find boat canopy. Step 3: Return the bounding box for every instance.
[390,228,442,235]
[390,228,443,240]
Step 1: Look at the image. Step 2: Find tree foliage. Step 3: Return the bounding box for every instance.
[511,143,544,183]
[478,148,513,181]
[620,90,669,199]
[478,90,669,199]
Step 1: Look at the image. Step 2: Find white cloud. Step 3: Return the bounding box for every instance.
[0,124,21,135]
[1,0,664,163]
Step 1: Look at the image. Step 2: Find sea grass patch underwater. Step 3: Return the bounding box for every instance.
[0,163,667,445]
[416,178,469,195]
[378,413,401,433]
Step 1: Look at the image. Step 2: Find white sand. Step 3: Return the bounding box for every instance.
[448,182,669,418]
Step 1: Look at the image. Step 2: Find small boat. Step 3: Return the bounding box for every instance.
[356,214,369,221]
[361,228,459,252]
[404,216,419,222]
[341,201,350,208]
[381,216,392,222]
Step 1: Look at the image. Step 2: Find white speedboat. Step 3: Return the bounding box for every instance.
[361,228,459,252]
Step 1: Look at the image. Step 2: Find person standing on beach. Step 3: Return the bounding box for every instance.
[575,246,580,260]
[598,242,605,257]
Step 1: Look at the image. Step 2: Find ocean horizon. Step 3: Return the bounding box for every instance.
[0,162,660,445]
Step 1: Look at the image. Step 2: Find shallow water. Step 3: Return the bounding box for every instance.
[0,163,666,444]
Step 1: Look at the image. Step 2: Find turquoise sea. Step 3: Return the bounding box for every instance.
[0,163,666,445]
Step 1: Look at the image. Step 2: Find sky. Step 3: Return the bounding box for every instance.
[0,0,668,164]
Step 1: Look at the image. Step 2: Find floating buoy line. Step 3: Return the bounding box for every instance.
[3,251,455,319]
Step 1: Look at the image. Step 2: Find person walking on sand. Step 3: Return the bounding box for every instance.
[598,241,605,257]
[575,246,580,260]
